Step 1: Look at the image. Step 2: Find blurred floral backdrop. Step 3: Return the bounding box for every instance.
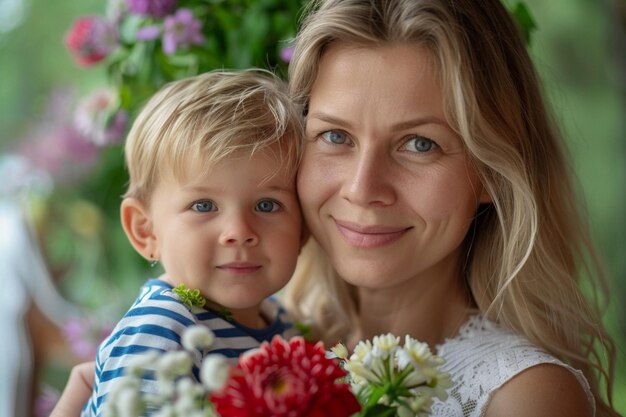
[0,1,624,416]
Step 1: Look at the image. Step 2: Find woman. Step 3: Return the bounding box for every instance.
[52,1,619,416]
[283,0,618,416]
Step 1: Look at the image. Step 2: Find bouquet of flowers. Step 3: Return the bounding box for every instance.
[102,326,451,417]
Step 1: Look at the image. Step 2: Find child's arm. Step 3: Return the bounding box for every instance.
[50,362,95,417]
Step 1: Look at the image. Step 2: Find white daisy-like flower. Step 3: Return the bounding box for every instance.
[397,336,432,370]
[182,325,215,351]
[156,350,193,380]
[351,339,373,365]
[371,333,400,360]
[200,353,231,391]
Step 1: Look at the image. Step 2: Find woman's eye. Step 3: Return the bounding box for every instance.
[191,200,216,213]
[255,199,281,213]
[401,136,438,153]
[320,130,350,145]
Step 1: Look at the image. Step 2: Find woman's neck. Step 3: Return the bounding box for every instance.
[350,261,474,350]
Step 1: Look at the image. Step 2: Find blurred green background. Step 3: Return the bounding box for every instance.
[0,0,624,416]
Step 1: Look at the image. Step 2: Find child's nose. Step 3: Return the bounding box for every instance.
[218,214,259,247]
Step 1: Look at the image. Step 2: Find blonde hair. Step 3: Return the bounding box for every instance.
[283,0,618,415]
[123,69,303,201]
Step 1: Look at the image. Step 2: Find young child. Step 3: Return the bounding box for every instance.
[81,69,304,417]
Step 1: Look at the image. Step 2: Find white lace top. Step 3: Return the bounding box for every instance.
[431,315,594,417]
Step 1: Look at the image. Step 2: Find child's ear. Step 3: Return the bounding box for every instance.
[120,198,158,261]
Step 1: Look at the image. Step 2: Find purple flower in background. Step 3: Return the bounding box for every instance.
[63,316,114,360]
[163,8,205,54]
[125,0,177,18]
[280,46,294,63]
[136,24,161,41]
[34,385,61,417]
[18,89,102,184]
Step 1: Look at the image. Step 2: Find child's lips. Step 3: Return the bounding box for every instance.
[216,262,262,274]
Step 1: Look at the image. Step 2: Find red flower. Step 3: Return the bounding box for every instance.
[211,336,361,417]
[65,16,117,66]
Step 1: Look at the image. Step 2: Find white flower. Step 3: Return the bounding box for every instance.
[115,384,143,417]
[126,350,161,377]
[351,339,373,365]
[371,333,400,360]
[329,343,349,359]
[200,353,231,391]
[103,376,145,417]
[344,361,381,384]
[156,350,193,380]
[397,336,432,370]
[182,325,215,351]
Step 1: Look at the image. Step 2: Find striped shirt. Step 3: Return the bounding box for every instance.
[81,278,298,417]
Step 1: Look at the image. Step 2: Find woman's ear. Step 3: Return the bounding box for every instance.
[120,198,158,261]
[479,186,492,204]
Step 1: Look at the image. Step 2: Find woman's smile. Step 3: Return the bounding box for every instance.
[333,218,411,249]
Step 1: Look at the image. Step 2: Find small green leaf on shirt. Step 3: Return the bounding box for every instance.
[173,284,206,308]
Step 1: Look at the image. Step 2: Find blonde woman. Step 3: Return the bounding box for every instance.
[51,1,619,416]
[284,0,618,416]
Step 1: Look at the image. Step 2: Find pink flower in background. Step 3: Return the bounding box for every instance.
[74,89,128,146]
[63,316,114,360]
[18,90,92,178]
[34,385,61,417]
[65,16,118,66]
[162,8,205,54]
[125,0,177,18]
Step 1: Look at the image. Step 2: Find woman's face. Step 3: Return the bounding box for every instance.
[298,43,489,290]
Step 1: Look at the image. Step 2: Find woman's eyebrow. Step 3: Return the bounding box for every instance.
[308,111,448,130]
[306,112,351,128]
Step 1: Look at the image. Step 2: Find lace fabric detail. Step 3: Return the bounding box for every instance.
[431,315,594,417]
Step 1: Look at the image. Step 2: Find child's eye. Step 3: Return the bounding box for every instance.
[400,136,438,153]
[255,199,281,213]
[191,200,216,212]
[320,130,351,145]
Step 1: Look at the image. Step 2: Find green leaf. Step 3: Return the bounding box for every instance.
[509,2,537,45]
[172,284,207,308]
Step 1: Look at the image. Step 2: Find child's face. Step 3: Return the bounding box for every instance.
[148,146,302,321]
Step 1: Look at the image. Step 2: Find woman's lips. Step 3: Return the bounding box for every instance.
[216,262,262,275]
[333,219,411,248]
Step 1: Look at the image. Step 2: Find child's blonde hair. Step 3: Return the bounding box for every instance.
[284,1,618,415]
[123,69,303,201]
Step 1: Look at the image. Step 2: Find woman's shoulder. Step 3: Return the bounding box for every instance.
[484,362,594,417]
[432,315,594,417]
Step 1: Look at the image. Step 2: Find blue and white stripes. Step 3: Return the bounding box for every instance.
[81,278,296,417]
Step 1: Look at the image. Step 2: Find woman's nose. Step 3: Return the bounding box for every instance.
[218,213,259,246]
[339,147,396,207]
